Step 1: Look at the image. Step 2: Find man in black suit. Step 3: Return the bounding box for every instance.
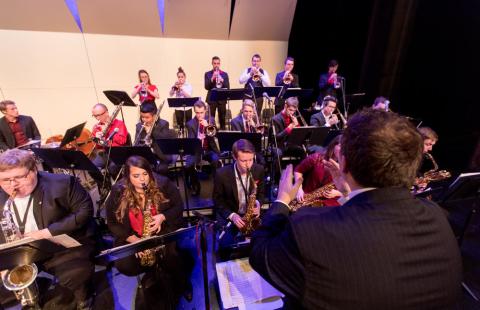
[0,149,95,309]
[275,56,299,114]
[0,100,41,151]
[134,102,175,175]
[205,56,230,130]
[185,100,220,196]
[318,59,342,102]
[250,109,462,309]
[310,95,340,128]
[214,139,264,251]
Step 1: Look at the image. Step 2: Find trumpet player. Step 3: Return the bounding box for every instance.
[239,54,271,116]
[372,96,391,111]
[131,69,160,105]
[310,96,340,128]
[205,56,230,130]
[185,100,220,196]
[0,149,95,309]
[169,67,192,98]
[275,57,299,114]
[318,59,342,102]
[134,103,174,175]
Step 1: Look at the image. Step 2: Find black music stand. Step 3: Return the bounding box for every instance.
[59,122,86,148]
[108,146,158,167]
[156,138,202,219]
[323,129,343,147]
[103,90,138,126]
[0,238,67,271]
[208,89,246,131]
[282,88,314,100]
[216,131,262,153]
[31,149,100,176]
[167,97,199,138]
[254,86,283,124]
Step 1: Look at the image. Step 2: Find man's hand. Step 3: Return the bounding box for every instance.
[296,187,305,202]
[324,159,350,196]
[277,164,303,205]
[231,213,246,229]
[254,200,261,217]
[24,228,52,240]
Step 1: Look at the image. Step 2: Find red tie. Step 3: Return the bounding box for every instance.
[245,121,250,133]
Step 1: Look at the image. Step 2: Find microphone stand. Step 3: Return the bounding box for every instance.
[269,118,282,203]
[101,133,117,191]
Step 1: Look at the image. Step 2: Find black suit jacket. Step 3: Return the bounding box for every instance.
[106,174,184,246]
[134,119,173,162]
[205,70,230,103]
[230,115,255,132]
[250,187,462,309]
[275,71,299,88]
[318,72,338,100]
[186,117,220,153]
[310,111,327,127]
[213,163,265,224]
[0,172,94,244]
[271,112,292,146]
[0,115,41,150]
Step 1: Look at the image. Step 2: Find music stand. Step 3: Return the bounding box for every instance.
[59,122,86,148]
[216,131,262,153]
[286,127,314,149]
[167,97,200,138]
[108,146,158,167]
[0,238,67,271]
[208,89,246,131]
[323,129,343,147]
[281,88,314,100]
[103,90,137,107]
[156,138,202,219]
[254,86,283,125]
[31,149,100,175]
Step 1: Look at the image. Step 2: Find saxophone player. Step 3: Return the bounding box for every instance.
[105,156,192,305]
[213,139,265,254]
[0,149,95,309]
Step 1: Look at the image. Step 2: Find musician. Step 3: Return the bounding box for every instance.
[0,149,95,309]
[274,57,299,114]
[90,103,128,185]
[294,135,343,207]
[213,139,264,251]
[250,109,461,309]
[134,103,175,175]
[310,95,340,128]
[318,59,341,101]
[105,155,191,307]
[131,69,160,105]
[417,126,439,175]
[205,56,230,130]
[231,99,258,133]
[239,54,271,116]
[0,100,41,151]
[185,100,220,196]
[372,96,390,111]
[169,67,192,98]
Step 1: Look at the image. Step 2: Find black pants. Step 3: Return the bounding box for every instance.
[208,100,227,130]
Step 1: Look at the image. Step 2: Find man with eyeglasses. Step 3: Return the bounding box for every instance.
[0,100,41,151]
[0,149,95,309]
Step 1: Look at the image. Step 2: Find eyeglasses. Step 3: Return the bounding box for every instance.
[0,170,31,185]
[92,110,107,118]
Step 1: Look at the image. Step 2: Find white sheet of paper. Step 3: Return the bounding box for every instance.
[48,234,81,248]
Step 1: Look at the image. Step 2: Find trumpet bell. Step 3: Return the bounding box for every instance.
[205,125,217,137]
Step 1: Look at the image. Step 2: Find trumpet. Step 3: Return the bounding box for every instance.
[214,68,223,88]
[251,67,261,82]
[283,70,293,85]
[140,83,147,97]
[172,81,181,92]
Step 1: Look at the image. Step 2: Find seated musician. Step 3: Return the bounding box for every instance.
[0,100,41,151]
[105,155,191,307]
[417,126,438,174]
[0,149,95,310]
[90,103,128,189]
[134,102,175,175]
[213,139,264,254]
[185,100,220,196]
[294,135,344,207]
[310,95,340,128]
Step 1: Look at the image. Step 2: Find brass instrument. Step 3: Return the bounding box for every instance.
[251,67,261,82]
[139,183,157,267]
[335,107,348,128]
[214,68,223,88]
[239,170,261,235]
[134,100,165,147]
[283,70,293,85]
[289,183,336,212]
[96,102,124,146]
[204,102,217,137]
[250,101,265,133]
[140,83,148,98]
[293,110,307,127]
[1,190,40,308]
[415,153,451,186]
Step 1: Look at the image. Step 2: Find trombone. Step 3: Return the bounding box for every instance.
[250,101,265,133]
[204,102,217,137]
[293,109,307,127]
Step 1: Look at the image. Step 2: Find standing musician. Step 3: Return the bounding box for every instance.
[239,54,271,116]
[205,56,230,130]
[274,57,299,114]
[0,100,41,151]
[105,156,191,307]
[130,69,160,106]
[185,100,220,196]
[318,59,341,102]
[310,95,340,128]
[294,135,343,207]
[213,139,264,252]
[169,67,192,98]
[134,102,175,176]
[0,149,95,309]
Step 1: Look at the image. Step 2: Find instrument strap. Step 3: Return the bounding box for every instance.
[12,195,34,234]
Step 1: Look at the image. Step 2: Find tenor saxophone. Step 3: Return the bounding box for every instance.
[139,183,157,267]
[289,183,336,212]
[239,170,261,235]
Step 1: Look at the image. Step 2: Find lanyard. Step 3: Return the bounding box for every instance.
[12,195,34,234]
[235,164,250,206]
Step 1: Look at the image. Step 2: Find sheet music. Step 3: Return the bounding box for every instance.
[0,237,35,250]
[49,234,81,248]
[216,258,284,309]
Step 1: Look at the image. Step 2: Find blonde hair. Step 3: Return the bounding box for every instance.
[0,149,37,172]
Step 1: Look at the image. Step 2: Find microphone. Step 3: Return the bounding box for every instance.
[262,92,271,101]
[385,100,390,112]
[106,128,119,142]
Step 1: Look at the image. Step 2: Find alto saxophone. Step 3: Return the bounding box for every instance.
[1,190,40,308]
[414,153,452,187]
[139,183,157,267]
[289,183,336,212]
[239,170,261,235]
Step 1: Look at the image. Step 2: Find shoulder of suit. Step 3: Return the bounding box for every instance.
[216,164,234,176]
[38,171,73,185]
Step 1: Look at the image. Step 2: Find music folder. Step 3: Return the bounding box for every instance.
[216,131,262,153]
[207,88,245,102]
[103,90,137,107]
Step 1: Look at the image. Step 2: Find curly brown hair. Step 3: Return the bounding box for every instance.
[115,156,168,222]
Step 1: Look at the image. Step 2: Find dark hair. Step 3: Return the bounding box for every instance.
[138,69,151,84]
[0,100,16,113]
[252,54,261,60]
[232,139,255,157]
[212,56,220,62]
[341,109,423,188]
[285,97,299,108]
[193,99,207,110]
[325,134,342,161]
[322,95,337,108]
[140,102,157,114]
[177,67,186,77]
[284,56,294,64]
[417,127,438,141]
[116,156,168,222]
[373,96,387,107]
[328,59,338,68]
